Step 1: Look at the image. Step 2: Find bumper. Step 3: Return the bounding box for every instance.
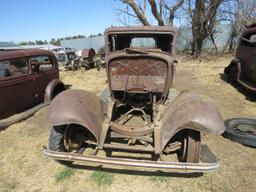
[43,145,220,172]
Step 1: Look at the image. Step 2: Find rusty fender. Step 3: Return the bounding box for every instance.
[155,92,225,154]
[47,89,109,142]
[44,79,66,103]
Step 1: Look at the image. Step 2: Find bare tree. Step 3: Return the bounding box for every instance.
[189,0,223,56]
[222,0,256,52]
[118,0,184,26]
[119,0,150,25]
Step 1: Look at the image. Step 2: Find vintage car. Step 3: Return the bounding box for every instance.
[77,48,96,69]
[0,49,66,120]
[50,47,79,70]
[43,26,224,172]
[224,24,256,92]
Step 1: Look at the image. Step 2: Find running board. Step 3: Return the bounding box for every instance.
[42,145,220,172]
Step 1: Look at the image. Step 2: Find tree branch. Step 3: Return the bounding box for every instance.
[121,0,150,25]
[148,0,165,25]
[164,0,184,26]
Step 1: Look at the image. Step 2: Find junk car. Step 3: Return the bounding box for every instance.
[94,46,106,69]
[224,24,256,92]
[0,49,66,120]
[50,47,79,70]
[77,48,96,70]
[43,26,225,172]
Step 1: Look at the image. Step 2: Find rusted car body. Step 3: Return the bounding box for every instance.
[0,49,65,120]
[44,26,224,172]
[79,48,96,69]
[224,24,256,92]
[50,47,79,70]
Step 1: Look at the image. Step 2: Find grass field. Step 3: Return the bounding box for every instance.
[0,54,256,192]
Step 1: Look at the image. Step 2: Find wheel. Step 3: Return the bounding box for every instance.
[223,118,256,147]
[71,61,78,71]
[48,124,90,165]
[178,130,201,163]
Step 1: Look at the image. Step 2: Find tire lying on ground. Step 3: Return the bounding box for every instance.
[223,118,256,147]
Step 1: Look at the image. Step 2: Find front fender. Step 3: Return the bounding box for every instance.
[224,59,241,76]
[47,89,108,143]
[155,91,225,154]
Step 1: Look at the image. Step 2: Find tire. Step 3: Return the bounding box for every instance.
[48,124,88,165]
[223,118,256,147]
[48,125,70,165]
[178,130,201,163]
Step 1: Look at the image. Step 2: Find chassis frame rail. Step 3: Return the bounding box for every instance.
[43,145,220,172]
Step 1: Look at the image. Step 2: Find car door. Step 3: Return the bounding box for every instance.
[29,55,59,105]
[0,57,34,119]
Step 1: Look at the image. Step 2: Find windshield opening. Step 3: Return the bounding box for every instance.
[108,33,174,53]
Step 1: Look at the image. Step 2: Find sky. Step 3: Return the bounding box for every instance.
[0,0,125,42]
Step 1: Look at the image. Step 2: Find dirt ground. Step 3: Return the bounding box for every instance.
[1,54,256,192]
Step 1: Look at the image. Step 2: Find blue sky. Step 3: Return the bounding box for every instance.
[0,0,125,42]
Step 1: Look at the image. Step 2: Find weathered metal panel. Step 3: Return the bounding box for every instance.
[155,92,225,153]
[0,49,59,119]
[47,89,109,142]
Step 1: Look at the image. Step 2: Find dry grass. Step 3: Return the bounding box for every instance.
[0,54,256,192]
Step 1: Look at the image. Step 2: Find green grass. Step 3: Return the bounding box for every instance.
[90,170,114,186]
[55,167,75,182]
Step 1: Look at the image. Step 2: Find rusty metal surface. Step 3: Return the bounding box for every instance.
[0,49,57,62]
[0,49,59,119]
[44,79,66,103]
[43,146,220,172]
[81,48,96,59]
[47,89,109,142]
[225,23,256,92]
[105,26,176,104]
[45,26,224,170]
[155,91,225,153]
[104,25,176,36]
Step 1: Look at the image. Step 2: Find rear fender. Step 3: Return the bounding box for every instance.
[47,89,109,143]
[155,91,225,154]
[224,59,242,78]
[44,79,66,103]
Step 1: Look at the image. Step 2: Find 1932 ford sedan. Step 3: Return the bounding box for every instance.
[43,26,225,172]
[0,49,66,121]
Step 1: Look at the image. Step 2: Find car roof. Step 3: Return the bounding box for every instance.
[0,49,55,62]
[105,25,176,35]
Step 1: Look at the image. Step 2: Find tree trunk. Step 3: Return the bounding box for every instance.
[195,38,204,56]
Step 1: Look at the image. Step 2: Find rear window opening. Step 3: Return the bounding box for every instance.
[131,37,156,48]
[30,55,54,71]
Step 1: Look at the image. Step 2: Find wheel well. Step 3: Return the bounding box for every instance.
[64,124,97,147]
[52,83,66,99]
[168,129,201,143]
[163,128,201,151]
